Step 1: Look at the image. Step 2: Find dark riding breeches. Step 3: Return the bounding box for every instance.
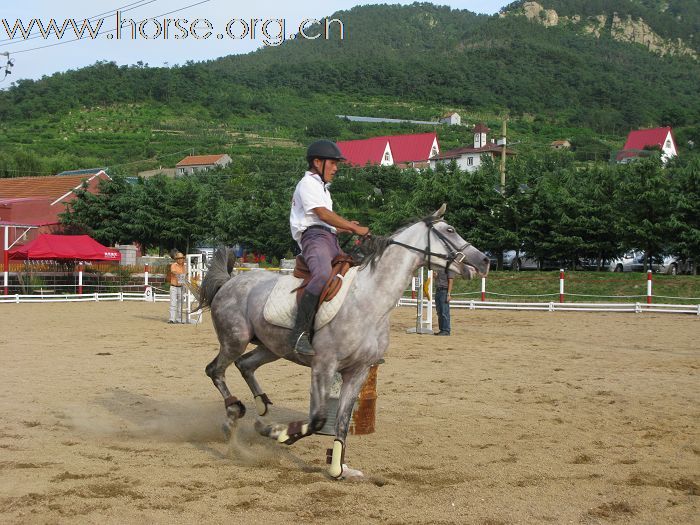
[300,227,342,296]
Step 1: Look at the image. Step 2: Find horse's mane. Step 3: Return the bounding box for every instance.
[357,215,430,271]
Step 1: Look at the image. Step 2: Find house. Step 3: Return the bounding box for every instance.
[175,154,232,175]
[439,112,462,126]
[0,170,111,262]
[550,140,571,150]
[337,132,440,168]
[616,127,678,164]
[430,123,516,172]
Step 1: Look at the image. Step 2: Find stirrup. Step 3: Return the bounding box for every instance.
[293,332,315,357]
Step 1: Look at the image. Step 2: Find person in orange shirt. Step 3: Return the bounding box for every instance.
[168,252,186,324]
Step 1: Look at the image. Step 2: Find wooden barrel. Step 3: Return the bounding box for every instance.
[316,364,379,436]
[349,364,378,435]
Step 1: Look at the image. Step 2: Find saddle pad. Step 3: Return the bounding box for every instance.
[264,267,359,330]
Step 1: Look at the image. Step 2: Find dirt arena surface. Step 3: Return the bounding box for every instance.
[0,302,697,524]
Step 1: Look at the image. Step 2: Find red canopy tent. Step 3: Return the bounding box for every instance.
[8,234,121,262]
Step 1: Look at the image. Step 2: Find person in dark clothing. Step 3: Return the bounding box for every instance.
[434,267,456,335]
[288,140,370,356]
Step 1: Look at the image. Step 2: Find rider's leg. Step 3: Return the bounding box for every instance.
[291,228,340,356]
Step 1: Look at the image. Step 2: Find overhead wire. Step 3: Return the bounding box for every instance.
[0,0,159,47]
[4,0,212,55]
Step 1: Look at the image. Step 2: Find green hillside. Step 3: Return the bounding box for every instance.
[0,1,699,177]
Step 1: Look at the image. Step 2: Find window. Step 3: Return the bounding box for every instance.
[384,152,390,161]
[467,157,474,166]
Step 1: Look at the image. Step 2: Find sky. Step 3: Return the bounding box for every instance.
[0,1,510,84]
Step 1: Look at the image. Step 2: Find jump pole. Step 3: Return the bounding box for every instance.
[78,264,84,295]
[481,276,486,301]
[406,268,433,334]
[144,263,149,286]
[647,270,652,304]
[559,269,565,303]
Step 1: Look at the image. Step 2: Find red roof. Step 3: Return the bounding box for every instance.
[176,154,228,167]
[0,172,109,201]
[473,123,490,133]
[8,234,121,261]
[337,132,438,166]
[337,137,389,166]
[389,133,438,163]
[623,127,674,151]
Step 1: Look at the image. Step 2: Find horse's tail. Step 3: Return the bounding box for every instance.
[198,247,236,310]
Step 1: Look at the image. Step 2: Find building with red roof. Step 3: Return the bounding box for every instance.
[337,132,439,168]
[430,123,515,172]
[0,170,110,263]
[176,154,232,175]
[616,127,678,164]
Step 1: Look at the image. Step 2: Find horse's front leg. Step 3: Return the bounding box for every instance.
[259,357,336,445]
[327,364,371,479]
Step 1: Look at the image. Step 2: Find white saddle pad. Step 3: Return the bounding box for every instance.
[263,267,359,330]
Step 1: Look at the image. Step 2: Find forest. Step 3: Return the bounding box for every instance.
[59,150,700,272]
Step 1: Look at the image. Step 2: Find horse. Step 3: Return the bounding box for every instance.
[198,204,490,478]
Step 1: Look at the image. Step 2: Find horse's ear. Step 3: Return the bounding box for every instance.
[433,203,447,218]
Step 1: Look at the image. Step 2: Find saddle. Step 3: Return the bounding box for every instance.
[293,254,356,305]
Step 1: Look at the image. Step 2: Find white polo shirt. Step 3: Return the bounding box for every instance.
[290,171,336,245]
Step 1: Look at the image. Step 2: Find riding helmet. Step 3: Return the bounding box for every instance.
[306,140,346,162]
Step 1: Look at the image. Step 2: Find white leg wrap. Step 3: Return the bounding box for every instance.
[255,396,267,416]
[276,422,309,444]
[328,439,344,478]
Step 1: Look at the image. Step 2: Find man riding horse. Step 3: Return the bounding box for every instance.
[288,140,370,356]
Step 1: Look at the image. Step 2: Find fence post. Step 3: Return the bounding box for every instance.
[78,264,84,295]
[481,276,486,302]
[647,270,652,304]
[144,263,149,286]
[3,249,8,295]
[559,269,565,303]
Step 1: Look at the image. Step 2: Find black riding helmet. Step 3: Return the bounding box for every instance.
[306,140,346,184]
[306,140,346,162]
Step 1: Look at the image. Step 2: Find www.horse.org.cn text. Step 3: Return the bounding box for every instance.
[1,13,345,47]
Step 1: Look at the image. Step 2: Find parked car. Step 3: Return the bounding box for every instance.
[654,255,694,275]
[504,250,567,271]
[608,250,646,272]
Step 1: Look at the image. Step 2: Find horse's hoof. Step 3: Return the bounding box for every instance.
[340,464,364,481]
[254,420,285,440]
[222,420,235,440]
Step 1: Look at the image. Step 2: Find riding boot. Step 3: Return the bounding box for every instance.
[289,291,320,356]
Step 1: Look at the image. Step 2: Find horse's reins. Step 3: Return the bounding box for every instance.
[388,218,471,270]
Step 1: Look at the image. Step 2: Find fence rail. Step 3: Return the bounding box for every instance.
[397,298,700,315]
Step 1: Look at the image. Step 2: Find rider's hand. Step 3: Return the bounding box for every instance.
[354,225,370,236]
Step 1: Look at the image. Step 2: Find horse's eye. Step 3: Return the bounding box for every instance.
[446,227,455,233]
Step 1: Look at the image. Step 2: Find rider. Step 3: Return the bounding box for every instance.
[289,139,370,356]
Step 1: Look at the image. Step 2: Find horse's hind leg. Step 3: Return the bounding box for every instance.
[235,345,280,416]
[205,341,248,437]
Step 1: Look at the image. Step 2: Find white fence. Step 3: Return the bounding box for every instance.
[397,297,700,315]
[0,291,170,304]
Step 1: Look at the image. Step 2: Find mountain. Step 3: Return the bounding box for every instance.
[0,1,698,175]
[501,0,698,57]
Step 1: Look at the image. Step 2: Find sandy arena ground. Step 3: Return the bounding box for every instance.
[0,302,697,524]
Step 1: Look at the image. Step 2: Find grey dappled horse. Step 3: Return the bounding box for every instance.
[198,205,490,478]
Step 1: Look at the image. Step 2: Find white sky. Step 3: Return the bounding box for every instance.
[0,1,509,83]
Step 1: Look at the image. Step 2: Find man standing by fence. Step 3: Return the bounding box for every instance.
[434,267,455,336]
[168,252,186,324]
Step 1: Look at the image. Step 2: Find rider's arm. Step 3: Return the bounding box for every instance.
[312,207,369,236]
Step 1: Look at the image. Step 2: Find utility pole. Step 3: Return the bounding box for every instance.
[499,117,507,194]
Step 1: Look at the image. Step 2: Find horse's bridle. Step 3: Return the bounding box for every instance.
[388,218,472,271]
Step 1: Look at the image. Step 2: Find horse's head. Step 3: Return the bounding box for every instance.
[423,204,490,280]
